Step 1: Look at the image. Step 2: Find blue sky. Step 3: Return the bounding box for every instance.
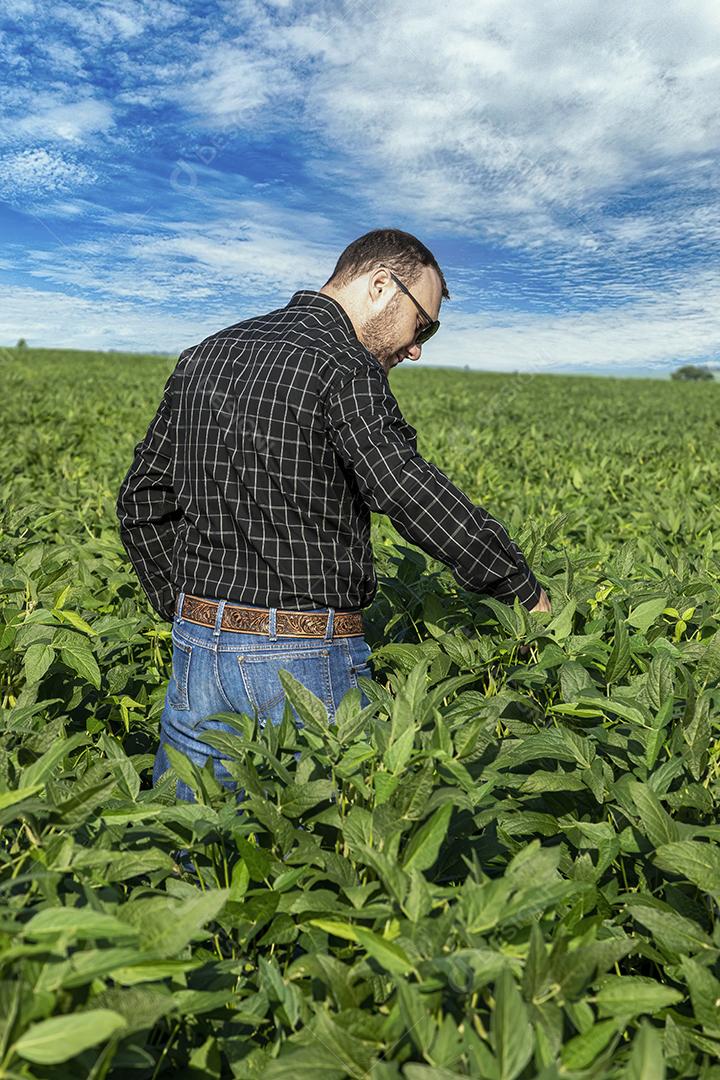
[1,0,720,376]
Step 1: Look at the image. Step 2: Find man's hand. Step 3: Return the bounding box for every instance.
[530,587,552,614]
[516,587,551,659]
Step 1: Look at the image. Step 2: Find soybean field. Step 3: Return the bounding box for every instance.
[1,346,720,1078]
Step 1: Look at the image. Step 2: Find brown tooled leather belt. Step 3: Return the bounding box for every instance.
[178,594,364,638]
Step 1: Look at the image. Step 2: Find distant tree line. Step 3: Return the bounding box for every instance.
[671,364,716,381]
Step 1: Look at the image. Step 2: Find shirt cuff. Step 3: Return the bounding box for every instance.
[484,563,543,610]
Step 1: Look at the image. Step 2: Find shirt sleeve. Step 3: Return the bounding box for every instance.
[116,371,181,621]
[323,365,542,610]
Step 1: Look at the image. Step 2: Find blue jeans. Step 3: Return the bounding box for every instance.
[153,591,373,802]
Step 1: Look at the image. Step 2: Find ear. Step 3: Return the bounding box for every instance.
[367,266,392,304]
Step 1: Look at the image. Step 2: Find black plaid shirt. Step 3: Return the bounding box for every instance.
[116,290,542,621]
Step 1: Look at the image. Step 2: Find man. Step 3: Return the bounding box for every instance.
[117,228,551,799]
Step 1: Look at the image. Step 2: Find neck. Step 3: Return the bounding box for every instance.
[319,285,364,344]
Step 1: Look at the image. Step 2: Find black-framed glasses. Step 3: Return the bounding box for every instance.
[387,270,440,345]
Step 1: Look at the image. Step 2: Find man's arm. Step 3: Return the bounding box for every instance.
[116,372,181,621]
[323,365,543,610]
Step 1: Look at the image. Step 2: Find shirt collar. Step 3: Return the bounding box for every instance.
[287,290,358,341]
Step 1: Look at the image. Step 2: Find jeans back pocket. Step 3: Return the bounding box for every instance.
[237,645,333,728]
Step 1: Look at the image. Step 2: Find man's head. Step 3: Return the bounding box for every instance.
[320,229,450,376]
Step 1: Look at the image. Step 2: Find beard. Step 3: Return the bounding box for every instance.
[359,294,403,373]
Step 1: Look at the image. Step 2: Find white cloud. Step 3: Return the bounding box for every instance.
[12,98,114,142]
[0,147,98,196]
[1,0,34,15]
[36,40,88,76]
[86,0,717,259]
[172,42,296,127]
[0,282,217,353]
[12,191,340,305]
[276,0,720,244]
[426,269,720,372]
[47,0,184,45]
[8,0,720,251]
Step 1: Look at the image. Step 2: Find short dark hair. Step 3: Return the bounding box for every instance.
[324,228,450,300]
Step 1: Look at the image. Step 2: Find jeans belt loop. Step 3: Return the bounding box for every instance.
[213,599,226,639]
[324,607,335,643]
[176,591,186,621]
[268,607,277,642]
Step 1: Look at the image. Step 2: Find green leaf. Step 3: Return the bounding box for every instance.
[496,731,579,768]
[189,1037,222,1079]
[403,803,453,872]
[697,630,720,686]
[595,976,682,1016]
[334,687,371,744]
[374,770,400,804]
[278,779,335,817]
[108,959,200,986]
[394,655,431,720]
[561,1020,619,1068]
[277,668,330,733]
[404,1068,472,1080]
[23,643,55,684]
[600,698,652,726]
[522,924,549,1001]
[627,597,669,634]
[354,927,416,975]
[308,919,359,943]
[163,744,208,800]
[645,653,676,710]
[654,840,720,895]
[310,920,416,980]
[263,1045,349,1078]
[605,610,631,684]
[630,782,680,847]
[81,985,175,1032]
[57,635,101,689]
[52,608,97,635]
[0,785,43,810]
[384,724,416,774]
[631,905,714,957]
[37,947,145,993]
[545,599,576,641]
[683,692,711,781]
[22,732,90,787]
[402,868,433,923]
[395,981,435,1056]
[229,859,250,902]
[122,890,229,957]
[481,596,525,638]
[13,1010,126,1064]
[491,969,534,1080]
[23,907,139,943]
[680,956,720,1034]
[622,1021,665,1080]
[559,660,595,702]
